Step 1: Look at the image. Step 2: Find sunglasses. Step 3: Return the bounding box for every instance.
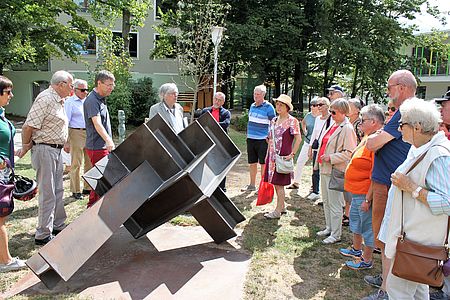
[312,103,325,107]
[329,110,337,115]
[76,88,89,92]
[388,107,396,112]
[2,90,12,95]
[398,121,410,129]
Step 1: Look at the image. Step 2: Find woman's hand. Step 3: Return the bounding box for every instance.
[321,154,331,162]
[391,171,418,193]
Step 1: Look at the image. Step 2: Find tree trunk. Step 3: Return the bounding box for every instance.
[122,8,131,65]
[274,65,281,97]
[351,65,359,98]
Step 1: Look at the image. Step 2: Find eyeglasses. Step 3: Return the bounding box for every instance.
[398,121,410,129]
[76,88,89,92]
[361,118,373,124]
[312,103,325,107]
[387,83,401,90]
[2,90,12,95]
[329,110,337,115]
[101,81,115,88]
[388,107,396,112]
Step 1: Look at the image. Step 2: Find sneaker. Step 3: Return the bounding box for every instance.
[317,228,331,237]
[72,193,82,200]
[346,258,373,270]
[339,246,363,258]
[373,247,381,254]
[364,274,383,288]
[82,189,91,195]
[430,290,450,300]
[361,289,389,300]
[240,185,256,192]
[307,192,320,201]
[322,236,341,244]
[264,210,281,219]
[35,235,54,246]
[0,257,27,273]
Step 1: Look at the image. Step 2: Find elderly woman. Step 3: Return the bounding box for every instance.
[263,94,301,219]
[315,98,357,244]
[287,98,320,189]
[149,83,185,133]
[379,98,450,298]
[339,104,385,269]
[0,76,26,272]
[305,97,334,200]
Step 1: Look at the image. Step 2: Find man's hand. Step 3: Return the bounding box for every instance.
[17,142,33,158]
[63,142,70,153]
[106,139,115,152]
[360,201,370,212]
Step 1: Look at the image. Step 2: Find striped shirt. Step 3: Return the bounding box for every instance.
[247,101,276,140]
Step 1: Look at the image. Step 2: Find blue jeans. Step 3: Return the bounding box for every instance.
[349,194,374,248]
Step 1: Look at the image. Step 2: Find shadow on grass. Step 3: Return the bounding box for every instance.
[10,196,80,221]
[239,213,281,253]
[228,191,257,213]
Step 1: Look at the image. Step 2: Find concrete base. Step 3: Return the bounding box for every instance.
[2,225,250,300]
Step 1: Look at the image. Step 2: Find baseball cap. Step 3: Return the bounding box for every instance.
[434,90,450,104]
[327,85,344,94]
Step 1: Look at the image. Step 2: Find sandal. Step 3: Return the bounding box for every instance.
[342,215,350,226]
[264,210,281,219]
[286,183,299,189]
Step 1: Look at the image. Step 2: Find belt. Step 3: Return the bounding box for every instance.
[32,141,64,149]
[69,128,86,130]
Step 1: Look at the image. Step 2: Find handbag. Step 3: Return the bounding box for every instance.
[256,167,274,206]
[328,128,346,191]
[392,152,449,286]
[271,120,294,174]
[0,157,14,217]
[311,116,331,150]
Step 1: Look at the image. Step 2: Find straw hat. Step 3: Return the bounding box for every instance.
[274,94,293,111]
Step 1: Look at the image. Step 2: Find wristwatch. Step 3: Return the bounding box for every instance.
[412,186,422,199]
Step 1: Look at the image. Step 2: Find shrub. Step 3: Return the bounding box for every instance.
[106,80,132,133]
[129,77,158,126]
[233,109,249,132]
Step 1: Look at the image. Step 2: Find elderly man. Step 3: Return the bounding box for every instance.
[19,70,73,245]
[363,70,415,300]
[201,92,231,191]
[149,83,186,134]
[241,85,276,192]
[327,84,345,102]
[84,70,115,208]
[64,79,92,200]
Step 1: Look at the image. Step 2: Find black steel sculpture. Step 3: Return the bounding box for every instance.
[26,113,245,289]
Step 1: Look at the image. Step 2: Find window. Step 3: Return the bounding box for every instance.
[417,86,426,99]
[77,34,96,55]
[413,46,449,76]
[112,32,138,58]
[73,0,88,11]
[154,0,178,20]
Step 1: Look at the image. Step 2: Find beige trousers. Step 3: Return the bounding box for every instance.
[320,174,344,240]
[68,128,92,193]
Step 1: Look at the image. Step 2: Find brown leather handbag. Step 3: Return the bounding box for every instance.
[392,151,449,286]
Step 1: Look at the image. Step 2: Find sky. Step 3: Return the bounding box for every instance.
[402,0,450,33]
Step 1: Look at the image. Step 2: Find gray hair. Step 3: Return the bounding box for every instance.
[348,98,364,111]
[51,71,73,85]
[400,97,441,134]
[310,98,318,105]
[214,92,226,102]
[361,104,385,125]
[254,84,267,95]
[316,97,330,106]
[158,83,178,101]
[330,98,350,115]
[95,70,115,87]
[73,79,88,89]
[389,69,417,92]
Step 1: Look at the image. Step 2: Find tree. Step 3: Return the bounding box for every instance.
[153,0,228,120]
[0,0,90,73]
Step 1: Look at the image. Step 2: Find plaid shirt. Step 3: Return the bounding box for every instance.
[24,86,68,145]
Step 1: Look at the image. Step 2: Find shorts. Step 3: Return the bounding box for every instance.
[349,194,374,248]
[370,181,389,249]
[247,138,268,164]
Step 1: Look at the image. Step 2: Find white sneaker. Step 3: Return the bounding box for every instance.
[0,257,27,273]
[322,236,341,245]
[307,192,320,201]
[317,228,331,236]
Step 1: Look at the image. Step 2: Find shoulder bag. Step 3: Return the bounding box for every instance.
[392,151,449,286]
[328,127,346,192]
[0,157,14,217]
[311,116,331,150]
[272,119,294,174]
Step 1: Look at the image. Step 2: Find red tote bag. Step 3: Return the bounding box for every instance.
[256,167,274,206]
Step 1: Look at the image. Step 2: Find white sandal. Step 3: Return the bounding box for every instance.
[264,210,281,219]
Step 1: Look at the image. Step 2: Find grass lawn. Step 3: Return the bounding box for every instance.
[1,126,381,299]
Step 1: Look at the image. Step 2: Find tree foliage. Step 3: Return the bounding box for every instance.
[0,0,90,73]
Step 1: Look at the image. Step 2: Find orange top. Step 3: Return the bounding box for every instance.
[344,137,374,195]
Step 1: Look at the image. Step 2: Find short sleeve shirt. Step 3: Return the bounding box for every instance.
[24,86,68,145]
[247,101,276,140]
[84,89,112,150]
[303,112,316,144]
[371,110,411,186]
[0,108,15,160]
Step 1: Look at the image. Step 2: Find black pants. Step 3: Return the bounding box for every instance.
[311,150,320,194]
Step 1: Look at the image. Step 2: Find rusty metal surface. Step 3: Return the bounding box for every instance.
[30,112,245,289]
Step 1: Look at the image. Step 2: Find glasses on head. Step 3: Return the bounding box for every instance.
[2,90,12,95]
[398,121,410,129]
[388,107,396,112]
[76,88,89,92]
[329,109,337,115]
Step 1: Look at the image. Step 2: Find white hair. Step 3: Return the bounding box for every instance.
[158,83,178,101]
[400,97,441,134]
[51,71,73,85]
[254,84,267,95]
[73,79,88,89]
[361,104,385,125]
